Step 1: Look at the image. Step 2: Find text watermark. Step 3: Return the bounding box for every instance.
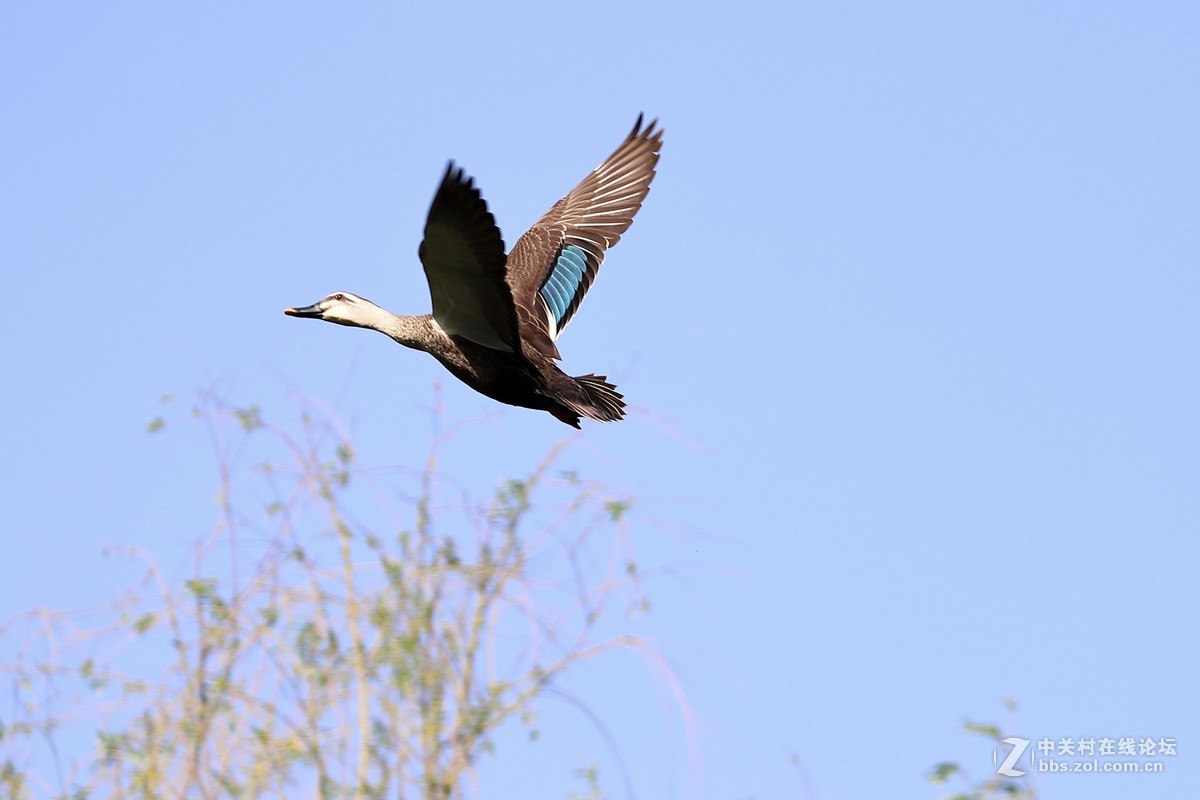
[994,736,1177,777]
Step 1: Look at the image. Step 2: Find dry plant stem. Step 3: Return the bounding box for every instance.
[318,473,372,798]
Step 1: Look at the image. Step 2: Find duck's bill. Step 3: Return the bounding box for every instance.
[284,303,323,318]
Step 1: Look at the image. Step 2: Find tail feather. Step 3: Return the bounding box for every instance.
[570,374,626,423]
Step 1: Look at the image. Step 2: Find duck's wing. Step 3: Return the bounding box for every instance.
[419,163,519,352]
[506,115,663,359]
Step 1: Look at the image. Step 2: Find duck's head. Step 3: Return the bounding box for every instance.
[284,292,378,328]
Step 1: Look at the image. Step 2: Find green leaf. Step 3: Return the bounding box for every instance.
[928,761,960,784]
[604,499,630,521]
[963,720,1002,739]
[234,405,263,430]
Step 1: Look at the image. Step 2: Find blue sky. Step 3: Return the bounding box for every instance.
[3,3,1198,798]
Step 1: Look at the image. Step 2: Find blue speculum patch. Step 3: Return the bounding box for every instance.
[540,245,588,325]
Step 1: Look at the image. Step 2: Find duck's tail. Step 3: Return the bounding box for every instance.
[549,374,626,427]
[574,374,626,422]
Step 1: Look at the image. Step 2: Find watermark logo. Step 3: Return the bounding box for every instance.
[994,737,1030,777]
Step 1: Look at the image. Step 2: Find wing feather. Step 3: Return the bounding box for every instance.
[420,164,519,352]
[507,115,663,359]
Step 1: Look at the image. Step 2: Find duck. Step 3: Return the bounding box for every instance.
[285,115,662,428]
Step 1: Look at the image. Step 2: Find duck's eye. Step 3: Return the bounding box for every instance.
[332,293,346,301]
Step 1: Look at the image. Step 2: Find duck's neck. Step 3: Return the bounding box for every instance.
[362,307,447,353]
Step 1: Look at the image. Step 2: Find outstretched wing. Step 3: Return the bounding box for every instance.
[507,114,663,359]
[419,163,519,352]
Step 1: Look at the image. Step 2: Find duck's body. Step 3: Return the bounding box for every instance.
[286,115,662,427]
[370,310,622,426]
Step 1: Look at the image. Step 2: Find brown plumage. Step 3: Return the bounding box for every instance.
[285,115,663,427]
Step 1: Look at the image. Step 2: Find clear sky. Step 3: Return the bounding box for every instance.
[3,3,1198,798]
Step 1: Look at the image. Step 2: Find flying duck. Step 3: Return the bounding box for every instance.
[285,115,662,427]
